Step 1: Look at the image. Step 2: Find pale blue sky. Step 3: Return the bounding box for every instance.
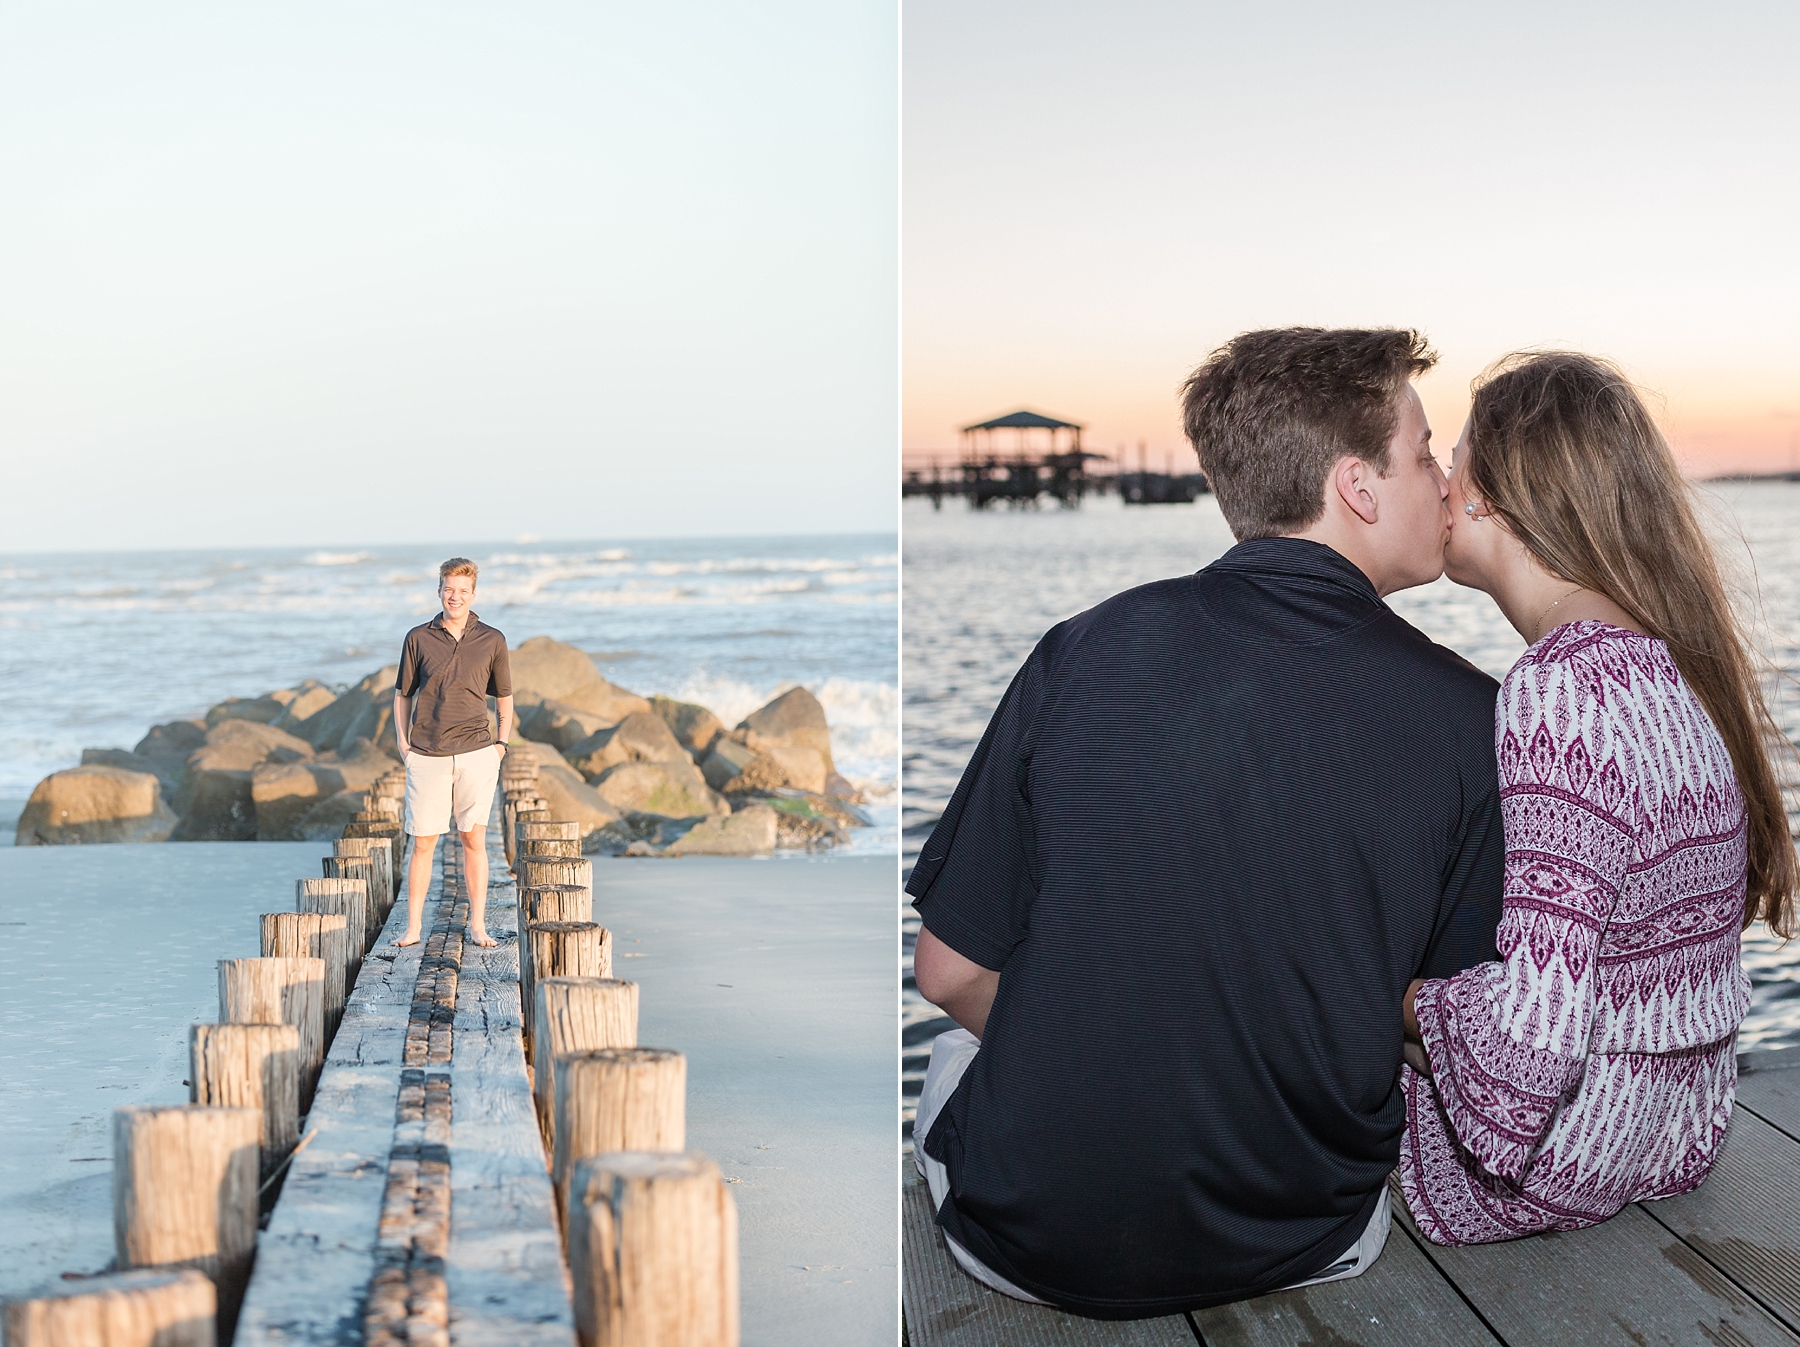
[0,2,898,551]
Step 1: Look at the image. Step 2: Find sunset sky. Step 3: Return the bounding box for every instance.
[904,1,1800,476]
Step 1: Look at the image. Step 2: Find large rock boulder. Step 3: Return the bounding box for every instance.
[131,720,207,800]
[205,696,287,728]
[737,686,834,773]
[81,748,162,777]
[296,789,367,842]
[566,712,689,780]
[272,680,336,730]
[591,759,720,820]
[252,738,397,840]
[665,804,778,857]
[509,637,650,722]
[287,666,397,754]
[727,745,829,795]
[700,740,758,791]
[649,697,724,760]
[15,766,177,845]
[174,721,314,842]
[518,699,616,752]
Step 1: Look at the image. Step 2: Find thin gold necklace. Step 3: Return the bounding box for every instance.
[1533,586,1584,642]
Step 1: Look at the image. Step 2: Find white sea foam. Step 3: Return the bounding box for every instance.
[303,550,377,566]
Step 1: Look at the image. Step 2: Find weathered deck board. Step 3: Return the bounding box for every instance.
[1194,1222,1501,1347]
[237,881,424,1345]
[901,1173,1194,1346]
[1738,1050,1800,1141]
[1638,1107,1800,1336]
[1395,1191,1800,1346]
[443,827,574,1346]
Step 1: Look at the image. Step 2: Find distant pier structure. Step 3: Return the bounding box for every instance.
[903,409,1208,510]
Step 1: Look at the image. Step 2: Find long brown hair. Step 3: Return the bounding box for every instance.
[1464,351,1795,938]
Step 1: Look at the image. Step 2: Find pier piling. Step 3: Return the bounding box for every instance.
[550,1047,686,1224]
[524,921,612,1057]
[297,877,368,981]
[259,910,349,1037]
[566,1151,738,1347]
[520,855,594,908]
[113,1104,260,1339]
[188,1022,302,1184]
[523,883,593,926]
[2,1267,217,1347]
[333,836,395,923]
[216,957,325,1110]
[531,977,640,1145]
[321,855,379,948]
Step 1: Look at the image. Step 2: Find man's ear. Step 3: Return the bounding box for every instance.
[1331,456,1380,526]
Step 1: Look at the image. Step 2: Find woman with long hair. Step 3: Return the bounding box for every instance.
[1397,351,1795,1244]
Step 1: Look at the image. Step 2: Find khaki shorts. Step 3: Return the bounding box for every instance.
[404,747,503,836]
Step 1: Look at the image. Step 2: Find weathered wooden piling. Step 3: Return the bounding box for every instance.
[523,921,612,1057]
[189,1022,301,1182]
[531,977,639,1144]
[333,836,395,922]
[322,854,379,949]
[523,882,593,926]
[297,876,368,984]
[113,1104,260,1340]
[1,1267,217,1347]
[550,1047,685,1223]
[566,1152,739,1347]
[520,856,594,908]
[260,910,349,1037]
[513,807,553,871]
[520,820,582,860]
[217,957,325,1110]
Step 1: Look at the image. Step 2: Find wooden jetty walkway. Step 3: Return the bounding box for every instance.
[4,759,744,1347]
[903,1046,1800,1346]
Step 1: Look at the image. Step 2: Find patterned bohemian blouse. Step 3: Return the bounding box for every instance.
[1397,621,1751,1245]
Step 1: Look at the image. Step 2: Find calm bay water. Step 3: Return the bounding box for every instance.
[901,484,1800,1143]
[0,532,899,851]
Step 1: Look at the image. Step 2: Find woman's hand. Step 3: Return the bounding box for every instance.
[1402,977,1430,1076]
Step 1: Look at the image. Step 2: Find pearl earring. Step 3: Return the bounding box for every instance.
[1464,503,1485,520]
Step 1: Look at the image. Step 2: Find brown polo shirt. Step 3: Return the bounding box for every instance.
[395,613,513,756]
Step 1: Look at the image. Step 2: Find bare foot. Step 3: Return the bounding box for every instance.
[468,928,498,948]
[392,933,421,948]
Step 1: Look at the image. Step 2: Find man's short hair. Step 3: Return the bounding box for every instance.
[438,557,479,587]
[1180,328,1437,540]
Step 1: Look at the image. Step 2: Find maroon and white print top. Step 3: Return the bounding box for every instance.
[1397,621,1750,1245]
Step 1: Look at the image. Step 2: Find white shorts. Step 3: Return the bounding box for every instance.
[404,747,502,836]
[912,1028,1390,1305]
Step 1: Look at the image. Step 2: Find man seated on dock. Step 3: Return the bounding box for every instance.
[393,557,514,950]
[908,328,1504,1318]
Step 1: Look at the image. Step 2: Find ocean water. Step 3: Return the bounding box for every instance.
[901,484,1800,1143]
[0,532,899,852]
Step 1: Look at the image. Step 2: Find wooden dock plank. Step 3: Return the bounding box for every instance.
[444,832,575,1346]
[1394,1185,1800,1346]
[901,1174,1193,1346]
[1638,1107,1800,1336]
[1194,1220,1502,1347]
[237,898,423,1346]
[1738,1050,1800,1142]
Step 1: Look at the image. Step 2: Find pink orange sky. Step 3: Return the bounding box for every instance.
[904,1,1800,477]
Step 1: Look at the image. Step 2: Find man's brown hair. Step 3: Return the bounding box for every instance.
[1180,327,1438,540]
[438,557,478,586]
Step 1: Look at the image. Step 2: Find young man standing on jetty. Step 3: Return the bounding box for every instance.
[392,557,513,950]
[909,328,1504,1317]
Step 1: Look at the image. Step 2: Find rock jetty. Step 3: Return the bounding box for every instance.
[16,636,873,856]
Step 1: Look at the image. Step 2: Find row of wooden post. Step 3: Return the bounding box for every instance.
[500,765,740,1347]
[2,774,408,1347]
